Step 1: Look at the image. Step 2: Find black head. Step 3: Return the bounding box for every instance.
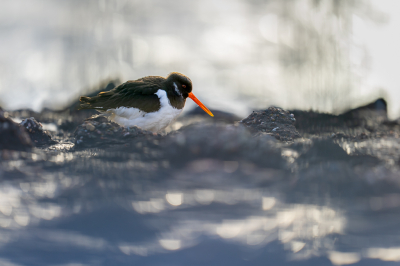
[165,72,192,99]
[164,72,214,116]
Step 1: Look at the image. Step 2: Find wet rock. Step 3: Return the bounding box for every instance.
[290,98,390,138]
[20,117,57,146]
[240,107,301,141]
[74,115,160,148]
[163,124,285,169]
[0,110,32,151]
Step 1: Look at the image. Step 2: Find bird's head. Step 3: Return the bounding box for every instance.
[166,72,193,98]
[166,72,213,117]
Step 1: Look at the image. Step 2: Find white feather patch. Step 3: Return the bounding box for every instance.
[105,89,183,132]
[173,82,181,96]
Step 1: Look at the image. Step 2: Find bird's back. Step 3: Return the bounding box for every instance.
[79,76,166,112]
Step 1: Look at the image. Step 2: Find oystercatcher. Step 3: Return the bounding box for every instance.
[79,72,213,132]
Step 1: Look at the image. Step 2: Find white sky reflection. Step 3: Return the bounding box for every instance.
[0,164,398,264]
[127,188,346,261]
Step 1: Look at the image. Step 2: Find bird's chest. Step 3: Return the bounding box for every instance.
[149,103,183,129]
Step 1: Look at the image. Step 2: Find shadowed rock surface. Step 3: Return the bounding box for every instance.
[20,117,58,146]
[290,98,393,139]
[241,107,301,141]
[0,109,32,151]
[74,115,160,148]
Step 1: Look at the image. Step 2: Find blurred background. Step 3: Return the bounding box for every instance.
[0,0,399,118]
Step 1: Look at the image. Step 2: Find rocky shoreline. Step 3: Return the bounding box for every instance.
[1,98,400,191]
[1,98,399,163]
[2,98,400,265]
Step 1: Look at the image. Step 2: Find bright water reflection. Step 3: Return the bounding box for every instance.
[1,150,400,265]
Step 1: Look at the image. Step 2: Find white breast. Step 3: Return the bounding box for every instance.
[105,89,183,132]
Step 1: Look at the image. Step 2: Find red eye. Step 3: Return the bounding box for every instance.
[182,85,186,88]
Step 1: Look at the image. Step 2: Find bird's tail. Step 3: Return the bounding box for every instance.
[79,96,96,110]
[79,90,115,110]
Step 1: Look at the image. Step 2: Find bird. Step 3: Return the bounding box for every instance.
[79,72,214,132]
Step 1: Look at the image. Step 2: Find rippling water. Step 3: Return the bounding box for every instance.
[1,128,400,265]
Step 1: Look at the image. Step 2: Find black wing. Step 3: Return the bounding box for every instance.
[79,76,165,113]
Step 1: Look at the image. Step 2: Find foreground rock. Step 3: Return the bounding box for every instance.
[240,107,301,141]
[20,117,57,146]
[164,124,285,169]
[0,109,32,151]
[74,115,160,148]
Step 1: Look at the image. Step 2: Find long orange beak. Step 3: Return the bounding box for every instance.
[188,92,214,117]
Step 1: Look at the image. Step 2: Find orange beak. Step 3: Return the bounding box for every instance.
[188,92,214,117]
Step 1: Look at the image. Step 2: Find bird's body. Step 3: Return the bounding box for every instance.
[105,89,183,132]
[79,73,213,132]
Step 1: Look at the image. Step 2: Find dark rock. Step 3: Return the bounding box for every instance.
[163,124,285,169]
[240,107,301,141]
[0,111,32,151]
[74,115,160,148]
[290,98,389,137]
[20,117,58,146]
[341,98,387,121]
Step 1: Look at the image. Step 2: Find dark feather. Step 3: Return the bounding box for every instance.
[79,76,165,113]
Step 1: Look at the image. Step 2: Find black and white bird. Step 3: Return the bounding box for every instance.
[79,72,213,132]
